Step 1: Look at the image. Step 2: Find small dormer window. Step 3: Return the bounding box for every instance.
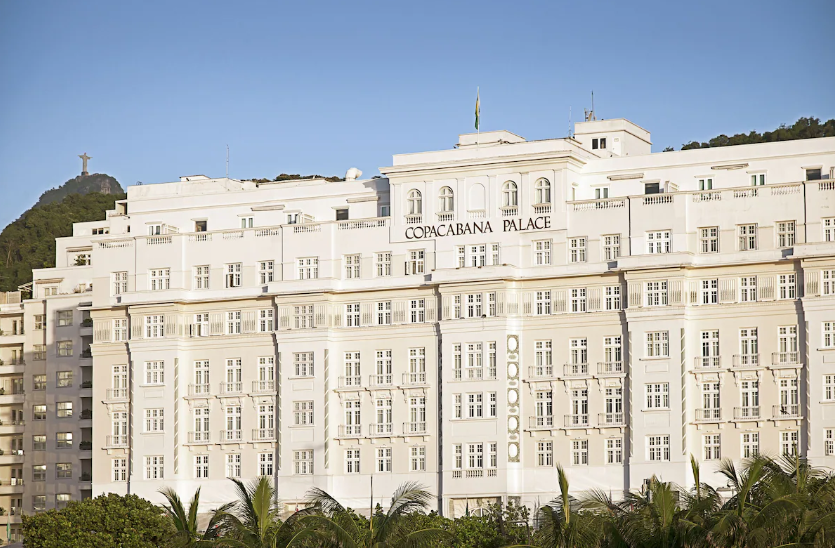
[336,208,349,221]
[92,227,109,235]
[195,220,207,232]
[592,138,607,150]
[148,224,162,236]
[240,217,253,229]
[600,138,606,149]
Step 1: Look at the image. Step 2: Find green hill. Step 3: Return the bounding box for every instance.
[0,174,125,292]
[679,116,835,150]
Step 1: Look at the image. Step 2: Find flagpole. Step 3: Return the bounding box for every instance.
[476,87,480,151]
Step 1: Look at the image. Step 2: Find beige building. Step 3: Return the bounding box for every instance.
[12,117,835,522]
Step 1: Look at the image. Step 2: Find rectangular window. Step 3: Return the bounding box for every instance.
[603,234,620,260]
[701,279,718,304]
[33,435,46,451]
[345,303,361,327]
[113,318,128,341]
[57,340,73,357]
[33,344,46,361]
[144,408,164,432]
[258,309,274,332]
[781,431,798,457]
[466,293,482,318]
[33,405,46,421]
[465,343,483,380]
[740,277,757,302]
[824,218,835,242]
[646,230,671,254]
[467,393,483,418]
[534,340,553,377]
[56,371,73,387]
[646,331,669,358]
[456,246,466,268]
[376,448,392,472]
[149,268,170,291]
[225,263,242,288]
[375,350,392,385]
[606,438,623,464]
[700,227,719,254]
[194,265,210,289]
[33,374,46,391]
[293,305,314,329]
[646,383,670,409]
[56,432,73,449]
[297,257,319,279]
[406,250,425,275]
[226,454,241,478]
[535,290,552,315]
[226,311,241,335]
[569,238,587,263]
[488,342,497,378]
[645,281,668,306]
[825,375,835,401]
[699,178,713,190]
[376,252,392,277]
[469,244,487,267]
[742,433,759,458]
[777,221,796,248]
[144,361,164,385]
[605,286,621,310]
[344,254,361,279]
[112,458,127,482]
[703,434,721,460]
[194,455,209,479]
[534,240,551,266]
[535,391,553,426]
[826,430,835,457]
[240,216,254,228]
[570,288,587,313]
[467,443,484,469]
[779,274,797,299]
[259,261,274,284]
[375,301,392,325]
[112,271,128,295]
[410,299,425,323]
[572,440,589,465]
[738,224,758,251]
[262,452,277,475]
[823,270,835,296]
[57,402,73,418]
[648,435,670,461]
[410,446,426,472]
[345,449,361,474]
[824,322,835,348]
[294,352,313,377]
[751,173,766,186]
[57,310,73,326]
[537,441,553,466]
[34,314,45,330]
[145,315,164,338]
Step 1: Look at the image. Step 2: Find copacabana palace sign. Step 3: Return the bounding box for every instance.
[405,216,551,239]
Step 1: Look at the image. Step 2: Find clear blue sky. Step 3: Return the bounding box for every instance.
[1,0,833,227]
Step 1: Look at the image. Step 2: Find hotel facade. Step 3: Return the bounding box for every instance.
[7,117,835,528]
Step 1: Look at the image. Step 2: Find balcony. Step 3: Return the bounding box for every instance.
[0,478,24,495]
[105,388,128,402]
[597,362,624,375]
[219,430,243,443]
[0,420,25,435]
[564,414,589,428]
[436,212,454,222]
[500,206,518,217]
[598,412,625,427]
[220,382,243,395]
[404,214,422,225]
[732,354,760,369]
[563,363,589,377]
[369,374,393,387]
[528,365,556,380]
[187,431,211,444]
[529,415,553,430]
[694,356,721,370]
[403,421,427,435]
[369,423,393,437]
[338,425,362,438]
[252,380,275,394]
[252,428,275,441]
[695,408,722,422]
[533,203,552,214]
[188,384,211,397]
[773,404,801,420]
[733,406,760,420]
[772,352,800,367]
[105,435,128,448]
[337,376,362,389]
[402,372,427,386]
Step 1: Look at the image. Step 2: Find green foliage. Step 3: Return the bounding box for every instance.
[21,493,175,548]
[0,190,125,291]
[680,116,835,150]
[249,173,344,184]
[35,173,123,207]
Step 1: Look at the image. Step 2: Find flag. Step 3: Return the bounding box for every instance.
[474,88,480,131]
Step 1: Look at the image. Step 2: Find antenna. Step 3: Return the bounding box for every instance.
[226,144,229,178]
[584,91,597,122]
[568,106,572,138]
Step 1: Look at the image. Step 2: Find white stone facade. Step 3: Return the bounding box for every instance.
[19,117,835,519]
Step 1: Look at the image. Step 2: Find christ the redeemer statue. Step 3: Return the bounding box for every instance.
[79,153,91,176]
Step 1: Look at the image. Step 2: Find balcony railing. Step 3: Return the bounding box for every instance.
[500,206,518,217]
[188,431,211,443]
[338,425,362,437]
[404,214,422,225]
[598,412,625,426]
[403,421,427,435]
[252,428,275,441]
[565,414,589,428]
[597,362,624,375]
[533,204,552,214]
[772,352,800,366]
[338,376,362,388]
[436,212,454,222]
[220,382,242,394]
[105,388,128,401]
[563,363,589,377]
[528,365,555,379]
[220,430,242,442]
[733,406,760,420]
[773,404,800,419]
[694,356,720,369]
[369,374,393,387]
[252,380,275,393]
[402,372,427,385]
[188,384,211,396]
[369,423,393,436]
[106,435,127,447]
[732,354,760,368]
[695,408,722,422]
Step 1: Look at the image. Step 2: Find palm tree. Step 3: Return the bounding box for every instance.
[295,481,449,548]
[159,486,230,547]
[528,465,599,548]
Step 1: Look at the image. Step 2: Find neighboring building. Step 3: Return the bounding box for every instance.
[16,118,835,520]
[0,291,25,543]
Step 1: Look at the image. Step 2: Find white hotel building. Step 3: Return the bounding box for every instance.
[18,117,835,519]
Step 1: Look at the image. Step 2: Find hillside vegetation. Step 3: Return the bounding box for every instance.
[680,116,835,150]
[35,173,122,206]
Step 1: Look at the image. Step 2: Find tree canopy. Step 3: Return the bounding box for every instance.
[679,116,835,150]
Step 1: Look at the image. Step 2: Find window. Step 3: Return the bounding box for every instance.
[467,443,484,469]
[263,452,278,476]
[408,348,426,383]
[806,168,822,181]
[144,361,164,385]
[290,449,313,476]
[777,221,796,248]
[194,220,207,232]
[467,393,483,418]
[488,342,497,378]
[259,261,274,284]
[56,494,71,509]
[700,227,719,254]
[92,226,109,235]
[438,186,454,212]
[346,449,361,474]
[456,246,466,268]
[824,218,835,242]
[294,305,314,329]
[569,339,588,372]
[606,438,623,464]
[605,286,621,310]
[535,178,551,204]
[225,405,242,440]
[112,272,128,295]
[535,290,551,315]
[34,314,45,330]
[738,276,757,302]
[701,279,718,304]
[259,309,274,332]
[572,440,589,465]
[778,326,798,361]
[56,371,73,387]
[226,454,241,478]
[537,441,553,466]
[407,189,422,215]
[344,400,361,435]
[740,380,759,418]
[149,268,170,291]
[145,315,164,338]
[406,250,425,275]
[454,394,462,419]
[779,378,799,417]
[193,361,210,395]
[738,224,757,251]
[344,255,361,279]
[410,446,426,471]
[595,186,609,199]
[145,408,164,432]
[603,234,620,260]
[375,397,392,433]
[43,286,58,297]
[603,336,622,369]
[534,340,552,377]
[466,293,482,318]
[375,350,392,385]
[742,433,759,458]
[569,288,587,312]
[375,301,391,325]
[535,391,553,426]
[698,178,713,190]
[647,230,671,254]
[335,208,348,221]
[343,352,361,386]
[57,310,73,326]
[751,173,766,186]
[376,448,392,472]
[737,328,758,366]
[824,270,835,296]
[345,303,360,327]
[57,402,73,418]
[469,244,487,267]
[225,263,242,288]
[194,266,210,289]
[502,181,518,207]
[56,432,73,449]
[826,430,835,457]
[824,322,835,348]
[648,435,670,461]
[33,405,46,421]
[57,340,73,357]
[779,274,796,299]
[645,281,668,306]
[195,455,209,479]
[33,374,46,391]
[33,344,46,360]
[376,252,392,277]
[33,495,46,512]
[410,299,425,323]
[113,318,128,341]
[569,238,586,263]
[646,383,670,409]
[534,240,551,266]
[297,257,319,279]
[294,352,313,377]
[240,216,254,228]
[781,431,798,457]
[704,434,721,460]
[33,465,47,482]
[226,311,241,335]
[465,343,483,379]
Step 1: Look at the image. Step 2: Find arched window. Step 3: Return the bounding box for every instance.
[502,181,518,207]
[407,189,422,215]
[535,178,551,204]
[438,186,454,212]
